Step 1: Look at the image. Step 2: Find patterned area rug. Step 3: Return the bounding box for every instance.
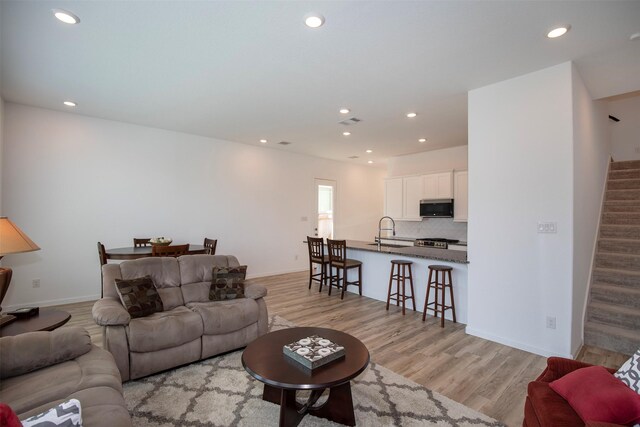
[123,316,503,426]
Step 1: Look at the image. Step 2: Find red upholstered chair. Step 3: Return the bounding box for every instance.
[523,357,623,427]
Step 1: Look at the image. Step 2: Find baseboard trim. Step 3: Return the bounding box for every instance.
[465,326,573,359]
[3,294,101,311]
[246,268,307,280]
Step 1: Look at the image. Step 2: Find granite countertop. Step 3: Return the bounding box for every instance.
[377,235,467,246]
[346,240,469,264]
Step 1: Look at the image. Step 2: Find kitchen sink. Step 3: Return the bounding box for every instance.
[367,243,407,249]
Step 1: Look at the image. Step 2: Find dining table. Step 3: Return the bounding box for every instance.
[105,244,208,260]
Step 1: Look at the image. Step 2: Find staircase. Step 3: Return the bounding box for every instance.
[584,159,640,356]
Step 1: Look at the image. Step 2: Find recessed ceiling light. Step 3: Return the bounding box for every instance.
[304,14,325,28]
[367,160,374,164]
[418,138,426,143]
[547,26,570,38]
[343,132,351,136]
[53,9,80,24]
[259,139,267,144]
[339,108,350,114]
[366,149,373,153]
[63,101,77,107]
[406,112,417,118]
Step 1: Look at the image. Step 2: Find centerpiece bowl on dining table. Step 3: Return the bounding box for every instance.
[149,237,172,246]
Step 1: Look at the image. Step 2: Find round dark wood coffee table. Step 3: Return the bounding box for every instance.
[242,327,369,427]
[0,309,71,337]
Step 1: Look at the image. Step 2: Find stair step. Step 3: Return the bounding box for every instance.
[609,169,640,180]
[584,321,639,356]
[592,267,640,290]
[606,189,640,201]
[608,179,640,190]
[587,301,640,330]
[591,283,640,309]
[604,201,640,212]
[598,238,640,254]
[600,225,640,240]
[602,212,640,226]
[611,160,640,171]
[596,252,640,271]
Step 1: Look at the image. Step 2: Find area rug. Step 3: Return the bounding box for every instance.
[123,316,503,426]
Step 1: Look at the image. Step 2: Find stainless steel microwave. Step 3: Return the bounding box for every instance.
[420,199,454,218]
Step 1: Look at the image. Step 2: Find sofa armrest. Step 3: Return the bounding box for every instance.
[586,423,626,427]
[0,327,92,379]
[92,298,131,326]
[537,357,596,382]
[245,284,267,300]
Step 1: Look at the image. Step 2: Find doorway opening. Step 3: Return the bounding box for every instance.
[315,179,336,239]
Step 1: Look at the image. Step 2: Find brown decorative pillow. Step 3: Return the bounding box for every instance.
[210,266,247,301]
[114,275,163,318]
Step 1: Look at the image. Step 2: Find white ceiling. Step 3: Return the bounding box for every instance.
[1,1,639,166]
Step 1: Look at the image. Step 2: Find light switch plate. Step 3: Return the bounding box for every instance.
[537,222,557,233]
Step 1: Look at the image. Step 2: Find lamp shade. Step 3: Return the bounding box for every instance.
[0,217,40,256]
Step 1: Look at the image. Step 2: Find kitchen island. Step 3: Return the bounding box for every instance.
[335,240,469,324]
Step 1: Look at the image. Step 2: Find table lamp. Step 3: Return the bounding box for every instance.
[0,217,40,326]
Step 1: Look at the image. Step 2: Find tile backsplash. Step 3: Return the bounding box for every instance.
[390,218,468,242]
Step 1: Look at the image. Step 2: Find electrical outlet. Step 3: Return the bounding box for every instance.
[537,222,557,234]
[294,254,299,261]
[546,316,556,329]
[32,279,41,288]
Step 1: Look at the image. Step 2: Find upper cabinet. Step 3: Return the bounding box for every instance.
[384,176,422,221]
[403,176,423,221]
[385,170,464,221]
[384,178,404,219]
[453,170,468,222]
[423,172,453,200]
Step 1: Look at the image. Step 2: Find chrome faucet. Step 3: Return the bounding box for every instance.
[377,216,396,249]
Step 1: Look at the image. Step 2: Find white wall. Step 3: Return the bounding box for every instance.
[571,65,611,355]
[610,94,640,161]
[2,103,385,308]
[468,63,575,357]
[387,145,468,177]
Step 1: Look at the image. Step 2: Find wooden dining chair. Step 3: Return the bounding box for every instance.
[203,238,218,255]
[133,238,151,248]
[327,239,362,300]
[307,236,329,292]
[151,244,190,257]
[97,242,108,266]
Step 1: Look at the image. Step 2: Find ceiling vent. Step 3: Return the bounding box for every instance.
[348,155,359,159]
[278,141,292,145]
[339,117,362,126]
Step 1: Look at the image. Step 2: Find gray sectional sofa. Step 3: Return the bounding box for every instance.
[0,326,132,426]
[92,254,268,381]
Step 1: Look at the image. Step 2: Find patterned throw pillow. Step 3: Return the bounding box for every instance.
[115,275,163,318]
[210,266,247,301]
[616,348,640,394]
[21,398,82,427]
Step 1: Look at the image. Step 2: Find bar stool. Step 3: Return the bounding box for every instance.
[422,265,457,327]
[386,260,416,315]
[327,239,362,300]
[306,236,329,292]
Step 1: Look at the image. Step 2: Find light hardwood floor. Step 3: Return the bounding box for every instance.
[53,270,629,427]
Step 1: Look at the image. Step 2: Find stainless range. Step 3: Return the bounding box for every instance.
[414,238,460,249]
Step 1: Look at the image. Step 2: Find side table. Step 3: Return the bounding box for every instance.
[0,309,71,337]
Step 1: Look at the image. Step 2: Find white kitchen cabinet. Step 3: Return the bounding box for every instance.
[384,178,404,219]
[422,172,453,200]
[403,176,423,221]
[453,170,468,222]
